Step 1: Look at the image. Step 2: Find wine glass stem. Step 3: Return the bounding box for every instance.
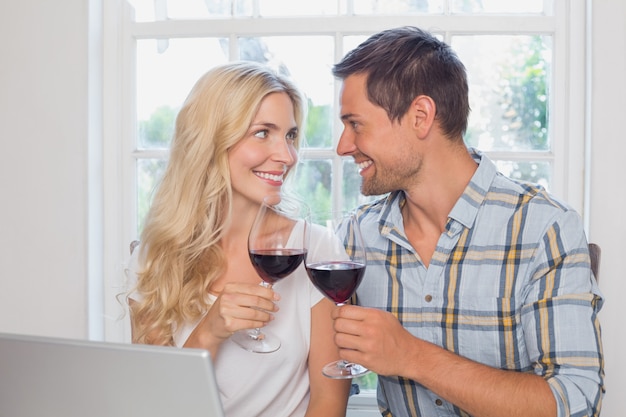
[248,281,273,340]
[335,302,349,368]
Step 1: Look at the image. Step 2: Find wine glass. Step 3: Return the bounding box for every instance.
[305,210,370,378]
[231,194,310,353]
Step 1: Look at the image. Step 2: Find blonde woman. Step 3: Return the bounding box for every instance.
[126,62,350,417]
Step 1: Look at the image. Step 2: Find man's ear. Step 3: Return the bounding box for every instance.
[409,95,436,138]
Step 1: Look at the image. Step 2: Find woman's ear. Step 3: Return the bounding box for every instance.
[409,95,436,138]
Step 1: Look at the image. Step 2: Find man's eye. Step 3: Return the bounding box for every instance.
[350,121,359,130]
[254,130,268,139]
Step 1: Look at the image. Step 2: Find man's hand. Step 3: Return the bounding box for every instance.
[331,304,417,377]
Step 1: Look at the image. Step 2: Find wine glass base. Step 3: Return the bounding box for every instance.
[322,360,370,379]
[230,330,280,353]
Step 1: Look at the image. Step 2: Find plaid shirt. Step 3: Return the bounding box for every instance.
[349,149,604,417]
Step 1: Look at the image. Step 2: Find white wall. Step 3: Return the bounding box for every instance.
[589,2,626,416]
[0,0,90,339]
[0,0,623,415]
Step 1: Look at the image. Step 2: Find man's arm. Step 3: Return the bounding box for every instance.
[332,210,604,417]
[332,305,556,417]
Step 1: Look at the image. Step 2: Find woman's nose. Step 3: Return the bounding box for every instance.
[273,138,296,165]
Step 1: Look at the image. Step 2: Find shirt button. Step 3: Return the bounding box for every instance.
[424,294,433,302]
[435,399,443,406]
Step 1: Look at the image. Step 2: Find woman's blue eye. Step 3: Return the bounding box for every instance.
[286,130,298,141]
[254,130,268,139]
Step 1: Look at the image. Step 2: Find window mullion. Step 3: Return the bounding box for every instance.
[484,151,554,161]
[128,15,557,39]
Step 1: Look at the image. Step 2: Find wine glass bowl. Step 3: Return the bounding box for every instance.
[304,260,365,305]
[305,211,370,378]
[231,194,309,353]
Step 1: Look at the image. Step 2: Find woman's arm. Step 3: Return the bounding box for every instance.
[305,298,351,417]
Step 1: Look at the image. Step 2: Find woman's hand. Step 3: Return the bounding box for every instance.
[209,282,280,338]
[184,282,279,355]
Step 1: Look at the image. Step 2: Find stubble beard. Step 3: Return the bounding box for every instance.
[361,173,391,196]
[360,154,423,196]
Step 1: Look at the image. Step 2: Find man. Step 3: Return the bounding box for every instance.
[332,26,604,417]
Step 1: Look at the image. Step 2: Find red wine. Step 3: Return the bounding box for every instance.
[305,261,365,304]
[249,249,307,284]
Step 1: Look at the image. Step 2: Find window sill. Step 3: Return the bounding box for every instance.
[347,391,378,416]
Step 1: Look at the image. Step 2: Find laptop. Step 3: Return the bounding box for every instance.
[0,332,225,417]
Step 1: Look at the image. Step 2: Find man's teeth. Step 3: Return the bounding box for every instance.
[256,172,283,182]
[358,160,373,170]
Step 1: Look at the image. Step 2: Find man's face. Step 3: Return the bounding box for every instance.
[336,74,423,196]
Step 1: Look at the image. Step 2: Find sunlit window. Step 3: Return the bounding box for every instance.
[126,1,563,234]
[109,0,585,410]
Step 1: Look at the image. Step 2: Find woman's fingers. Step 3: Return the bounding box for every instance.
[211,283,281,332]
[221,282,280,312]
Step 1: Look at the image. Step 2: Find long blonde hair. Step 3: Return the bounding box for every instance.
[132,62,305,345]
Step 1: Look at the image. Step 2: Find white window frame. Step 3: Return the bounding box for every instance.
[100,1,589,413]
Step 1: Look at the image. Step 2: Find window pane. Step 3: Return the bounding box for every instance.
[494,160,551,190]
[354,371,378,393]
[197,0,253,17]
[343,36,368,55]
[451,0,550,14]
[259,0,339,16]
[452,35,552,152]
[137,159,167,234]
[342,159,382,209]
[291,160,332,213]
[126,0,254,21]
[126,0,159,21]
[353,0,443,14]
[136,38,229,148]
[238,36,335,148]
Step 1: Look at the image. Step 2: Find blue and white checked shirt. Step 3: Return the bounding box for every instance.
[348,149,604,417]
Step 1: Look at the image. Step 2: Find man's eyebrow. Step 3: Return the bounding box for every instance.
[340,113,357,121]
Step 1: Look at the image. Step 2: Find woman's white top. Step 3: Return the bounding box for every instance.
[126,222,329,417]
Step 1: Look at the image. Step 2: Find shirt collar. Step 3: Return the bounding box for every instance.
[377,147,497,233]
[448,147,497,230]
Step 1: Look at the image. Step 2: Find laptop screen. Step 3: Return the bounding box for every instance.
[0,332,225,417]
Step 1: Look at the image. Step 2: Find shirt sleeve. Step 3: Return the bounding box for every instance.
[521,209,604,417]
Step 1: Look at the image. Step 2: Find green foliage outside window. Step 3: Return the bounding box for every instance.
[496,35,549,151]
[304,98,333,148]
[139,105,176,148]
